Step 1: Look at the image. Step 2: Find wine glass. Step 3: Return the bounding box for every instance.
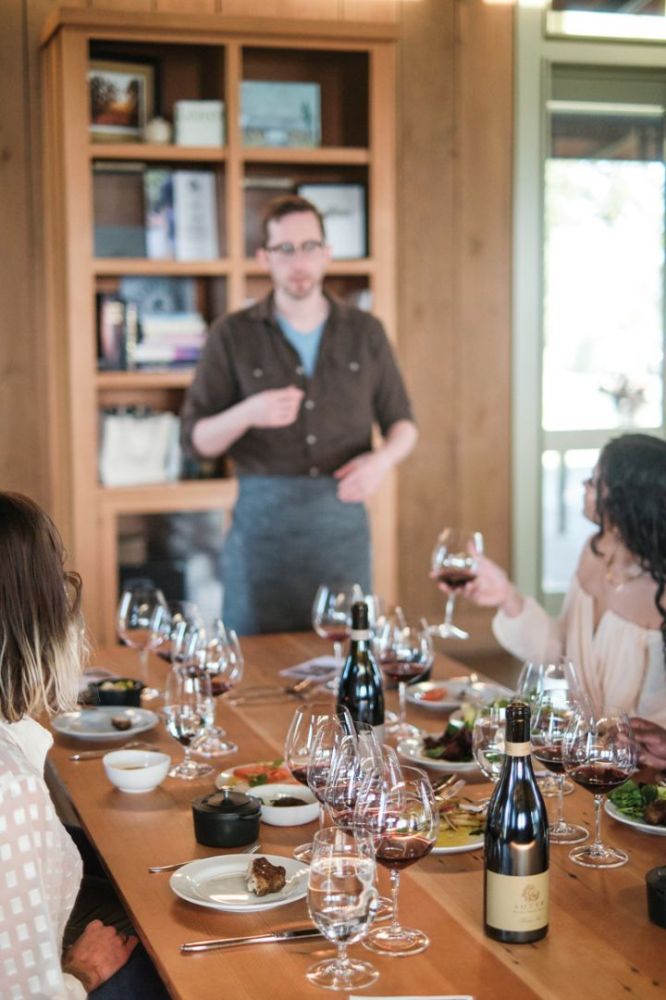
[531,688,588,845]
[155,600,203,665]
[306,827,379,991]
[429,528,483,640]
[516,657,576,798]
[162,665,214,780]
[354,763,438,956]
[563,706,638,868]
[472,704,506,782]
[312,583,363,664]
[116,583,168,701]
[189,620,244,758]
[324,728,383,832]
[284,701,354,862]
[375,612,433,740]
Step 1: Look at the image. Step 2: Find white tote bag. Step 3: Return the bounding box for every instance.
[99,411,181,486]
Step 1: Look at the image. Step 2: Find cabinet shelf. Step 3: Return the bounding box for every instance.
[98,478,238,515]
[243,258,374,276]
[241,147,369,165]
[96,370,195,390]
[90,143,226,162]
[93,259,231,276]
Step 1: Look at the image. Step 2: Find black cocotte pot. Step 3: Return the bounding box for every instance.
[192,787,261,848]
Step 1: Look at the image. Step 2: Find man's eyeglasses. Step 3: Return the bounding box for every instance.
[264,240,325,258]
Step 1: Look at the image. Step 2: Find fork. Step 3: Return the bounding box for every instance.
[227,677,314,706]
[148,843,260,873]
[69,740,156,761]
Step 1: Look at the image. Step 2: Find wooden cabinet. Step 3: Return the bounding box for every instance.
[41,8,398,643]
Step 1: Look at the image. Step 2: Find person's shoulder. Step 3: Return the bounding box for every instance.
[208,297,271,341]
[0,741,43,802]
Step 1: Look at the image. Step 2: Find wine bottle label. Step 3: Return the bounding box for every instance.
[505,741,532,757]
[350,629,370,640]
[485,871,549,933]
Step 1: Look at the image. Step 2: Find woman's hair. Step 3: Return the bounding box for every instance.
[594,433,666,646]
[0,492,85,722]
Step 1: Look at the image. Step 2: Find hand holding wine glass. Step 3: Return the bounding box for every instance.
[563,706,638,868]
[429,528,483,640]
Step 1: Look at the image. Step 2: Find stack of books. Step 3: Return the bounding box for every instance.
[97,295,206,370]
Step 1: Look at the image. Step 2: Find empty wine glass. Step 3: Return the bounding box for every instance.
[516,657,577,798]
[312,583,363,663]
[284,701,354,862]
[472,704,505,782]
[354,763,438,956]
[163,665,214,780]
[563,706,638,868]
[531,687,588,845]
[116,583,168,701]
[306,827,379,991]
[429,528,483,640]
[190,620,244,758]
[155,600,203,665]
[375,612,433,740]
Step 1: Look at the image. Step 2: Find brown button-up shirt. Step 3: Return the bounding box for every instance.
[180,293,414,477]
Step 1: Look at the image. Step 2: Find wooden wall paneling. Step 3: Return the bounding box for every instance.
[341,0,400,22]
[452,0,513,648]
[369,40,398,602]
[225,40,245,309]
[89,0,153,10]
[0,0,46,502]
[220,0,342,17]
[155,0,217,12]
[396,0,457,626]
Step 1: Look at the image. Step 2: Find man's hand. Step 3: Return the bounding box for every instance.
[245,386,304,429]
[334,451,390,503]
[630,717,666,770]
[63,919,138,992]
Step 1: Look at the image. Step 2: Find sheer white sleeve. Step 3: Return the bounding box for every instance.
[492,596,565,664]
[0,770,85,998]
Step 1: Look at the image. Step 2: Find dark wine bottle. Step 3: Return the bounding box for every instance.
[484,700,549,943]
[336,601,385,741]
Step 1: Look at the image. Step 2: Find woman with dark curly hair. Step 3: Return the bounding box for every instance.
[450,433,666,725]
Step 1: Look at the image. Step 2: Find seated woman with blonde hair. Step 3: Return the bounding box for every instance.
[455,434,666,726]
[0,493,165,997]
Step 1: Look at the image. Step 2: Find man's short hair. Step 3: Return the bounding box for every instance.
[261,194,326,247]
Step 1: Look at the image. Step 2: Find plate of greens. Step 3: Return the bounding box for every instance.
[605,780,666,837]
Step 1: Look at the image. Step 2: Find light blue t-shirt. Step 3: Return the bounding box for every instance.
[276,314,326,378]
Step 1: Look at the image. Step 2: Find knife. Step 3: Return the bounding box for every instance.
[181,927,323,953]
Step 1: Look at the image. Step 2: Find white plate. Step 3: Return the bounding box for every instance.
[170,854,308,912]
[604,800,666,837]
[406,677,512,712]
[51,706,159,741]
[397,736,478,774]
[215,761,297,791]
[432,832,484,855]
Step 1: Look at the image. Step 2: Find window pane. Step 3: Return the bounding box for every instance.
[542,448,599,594]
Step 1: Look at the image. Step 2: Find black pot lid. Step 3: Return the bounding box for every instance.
[193,787,261,818]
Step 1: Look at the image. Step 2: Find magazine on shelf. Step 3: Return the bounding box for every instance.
[172,171,219,260]
[297,183,366,259]
[240,81,321,147]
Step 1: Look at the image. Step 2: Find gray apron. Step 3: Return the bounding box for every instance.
[221,475,371,635]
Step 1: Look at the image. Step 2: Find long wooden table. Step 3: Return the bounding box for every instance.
[47,634,666,1000]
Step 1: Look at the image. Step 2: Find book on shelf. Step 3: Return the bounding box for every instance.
[174,100,225,147]
[297,182,367,259]
[93,162,146,257]
[172,171,219,260]
[97,296,206,371]
[240,81,321,147]
[144,169,174,259]
[97,295,127,370]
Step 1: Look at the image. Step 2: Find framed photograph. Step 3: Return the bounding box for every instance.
[297,183,367,259]
[88,59,155,142]
[240,81,321,148]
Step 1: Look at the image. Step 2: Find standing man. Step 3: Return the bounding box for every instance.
[181,195,417,634]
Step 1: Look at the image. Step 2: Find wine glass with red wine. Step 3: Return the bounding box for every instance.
[187,620,244,758]
[284,702,354,862]
[531,688,588,845]
[375,613,433,740]
[311,583,363,664]
[116,583,168,701]
[353,763,438,956]
[155,600,203,665]
[563,706,638,868]
[428,528,483,640]
[163,665,214,780]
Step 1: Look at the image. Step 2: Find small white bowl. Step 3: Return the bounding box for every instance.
[251,782,319,826]
[103,749,171,794]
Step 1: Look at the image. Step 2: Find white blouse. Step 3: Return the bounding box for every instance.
[0,717,86,999]
[493,575,666,726]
